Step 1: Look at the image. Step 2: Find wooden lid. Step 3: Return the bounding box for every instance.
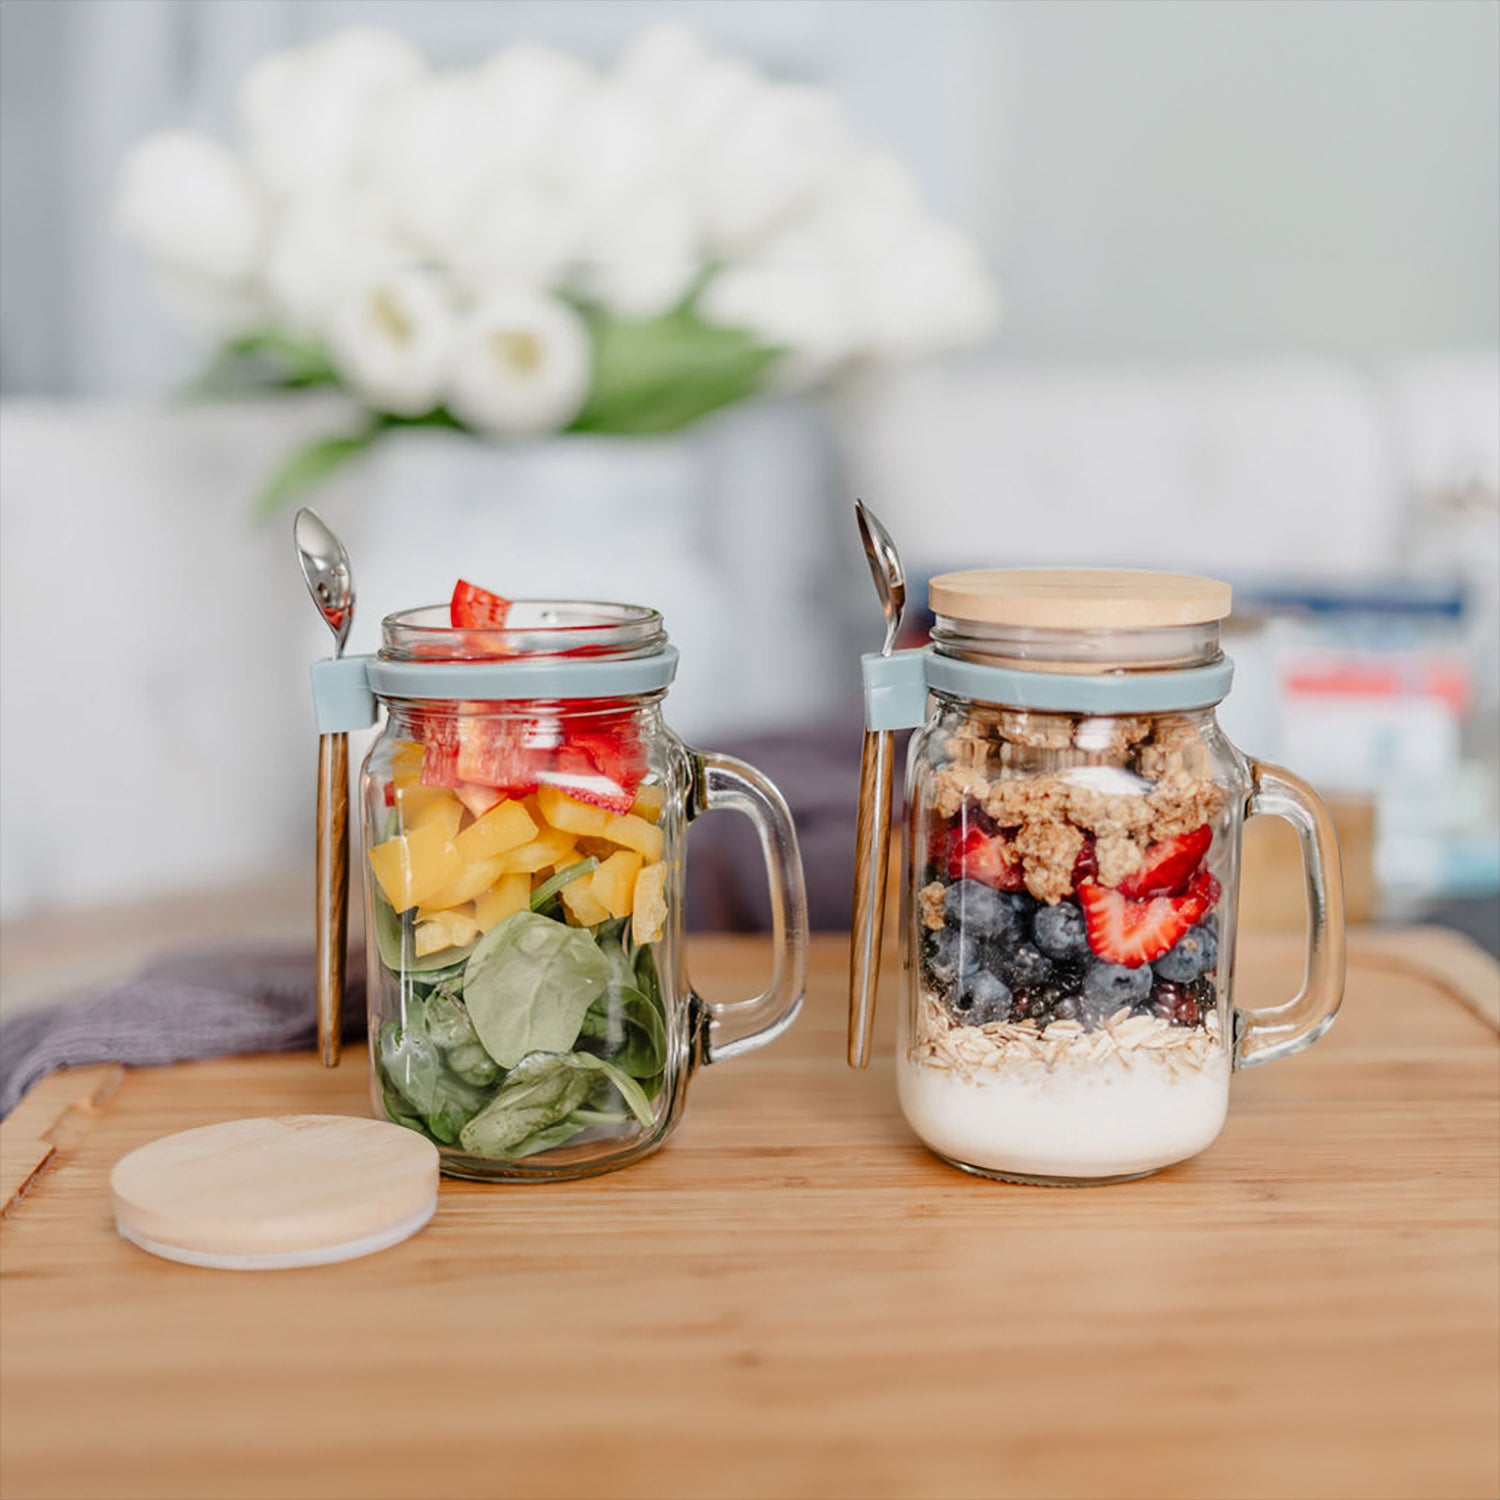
[111,1115,439,1270]
[928,569,1232,630]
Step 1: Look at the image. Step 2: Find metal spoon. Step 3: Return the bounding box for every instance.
[849,500,907,1068]
[294,508,354,1068]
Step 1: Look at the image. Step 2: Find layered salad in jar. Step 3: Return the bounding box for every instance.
[364,582,673,1173]
[902,705,1236,1182]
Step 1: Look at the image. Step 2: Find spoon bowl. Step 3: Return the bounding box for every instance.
[854,500,907,657]
[295,508,355,657]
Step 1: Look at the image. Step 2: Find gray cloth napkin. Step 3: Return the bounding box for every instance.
[0,713,893,1119]
[0,947,367,1118]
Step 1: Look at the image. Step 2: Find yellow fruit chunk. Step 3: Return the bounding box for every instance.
[414,906,479,957]
[369,824,464,913]
[455,782,504,820]
[537,783,612,838]
[398,785,462,838]
[592,850,643,919]
[630,784,665,822]
[474,873,531,932]
[417,856,508,916]
[632,861,669,945]
[561,878,611,927]
[493,827,577,874]
[390,740,424,789]
[604,812,664,863]
[454,800,538,862]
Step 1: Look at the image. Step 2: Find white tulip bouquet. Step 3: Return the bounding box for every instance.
[115,25,999,514]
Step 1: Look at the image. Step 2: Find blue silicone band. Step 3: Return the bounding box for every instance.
[310,648,680,735]
[862,649,1234,731]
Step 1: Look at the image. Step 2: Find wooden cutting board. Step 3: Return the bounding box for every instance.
[1,929,1497,1500]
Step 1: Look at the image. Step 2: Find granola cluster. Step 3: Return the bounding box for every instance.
[910,990,1223,1083]
[927,711,1227,904]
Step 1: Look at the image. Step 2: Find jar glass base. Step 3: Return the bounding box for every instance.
[934,1152,1167,1187]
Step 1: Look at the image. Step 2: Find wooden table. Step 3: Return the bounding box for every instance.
[2,930,1497,1500]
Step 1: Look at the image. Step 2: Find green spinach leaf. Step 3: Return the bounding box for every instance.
[580,984,666,1079]
[372,893,477,977]
[462,911,612,1069]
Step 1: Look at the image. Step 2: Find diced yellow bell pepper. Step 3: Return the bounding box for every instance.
[390,740,424,790]
[454,800,538,862]
[492,827,577,874]
[413,906,480,956]
[474,873,531,932]
[561,877,611,928]
[369,823,465,913]
[397,784,462,838]
[604,812,664,863]
[455,782,504,820]
[632,861,669,945]
[630,784,665,823]
[417,856,508,916]
[592,850,643,919]
[537,784,612,838]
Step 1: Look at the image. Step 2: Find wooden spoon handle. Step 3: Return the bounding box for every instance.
[848,727,895,1068]
[315,732,349,1068]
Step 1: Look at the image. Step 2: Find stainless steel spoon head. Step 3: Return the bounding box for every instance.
[854,499,907,657]
[294,507,355,657]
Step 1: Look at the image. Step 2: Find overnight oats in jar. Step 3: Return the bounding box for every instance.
[902,701,1237,1183]
[853,566,1344,1186]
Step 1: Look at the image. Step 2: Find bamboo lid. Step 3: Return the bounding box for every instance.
[928,568,1232,630]
[111,1115,439,1271]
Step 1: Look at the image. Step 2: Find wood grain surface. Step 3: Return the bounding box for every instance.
[1,931,1497,1500]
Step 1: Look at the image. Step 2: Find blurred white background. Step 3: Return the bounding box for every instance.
[2,0,1497,924]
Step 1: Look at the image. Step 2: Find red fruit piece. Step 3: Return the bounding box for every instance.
[1078,880,1209,968]
[1186,868,1221,908]
[1073,835,1098,886]
[451,580,512,630]
[1117,824,1213,898]
[946,826,1024,891]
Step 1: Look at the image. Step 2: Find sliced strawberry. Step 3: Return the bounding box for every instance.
[946,825,1024,891]
[1079,880,1208,968]
[1186,868,1221,908]
[551,719,647,814]
[1073,835,1098,886]
[1117,824,1213,898]
[420,715,461,788]
[451,580,511,630]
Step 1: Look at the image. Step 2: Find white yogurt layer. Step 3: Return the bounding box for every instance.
[898,1034,1230,1181]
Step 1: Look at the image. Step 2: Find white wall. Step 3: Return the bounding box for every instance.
[2,0,1496,394]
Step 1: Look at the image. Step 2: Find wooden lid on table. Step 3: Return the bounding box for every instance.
[110,1115,439,1271]
[928,568,1232,630]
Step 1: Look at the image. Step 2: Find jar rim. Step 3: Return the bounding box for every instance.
[931,616,1224,674]
[381,599,666,662]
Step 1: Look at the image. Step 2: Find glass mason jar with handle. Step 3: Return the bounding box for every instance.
[851,568,1344,1185]
[311,599,808,1182]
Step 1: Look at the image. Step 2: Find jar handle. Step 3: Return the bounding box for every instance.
[1235,760,1347,1068]
[686,750,809,1064]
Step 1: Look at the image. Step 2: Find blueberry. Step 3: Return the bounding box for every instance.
[1032,902,1089,961]
[925,926,979,980]
[943,880,1021,941]
[950,970,1013,1026]
[1083,961,1153,1009]
[999,891,1038,926]
[999,942,1055,990]
[1154,924,1219,983]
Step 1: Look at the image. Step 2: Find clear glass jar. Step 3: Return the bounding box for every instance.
[862,574,1344,1185]
[359,601,807,1182]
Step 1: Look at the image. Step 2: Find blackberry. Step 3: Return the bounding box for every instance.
[999,942,1055,990]
[949,970,1013,1026]
[1082,960,1153,1009]
[944,880,1022,942]
[1154,924,1219,983]
[1152,981,1201,1027]
[1033,901,1089,961]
